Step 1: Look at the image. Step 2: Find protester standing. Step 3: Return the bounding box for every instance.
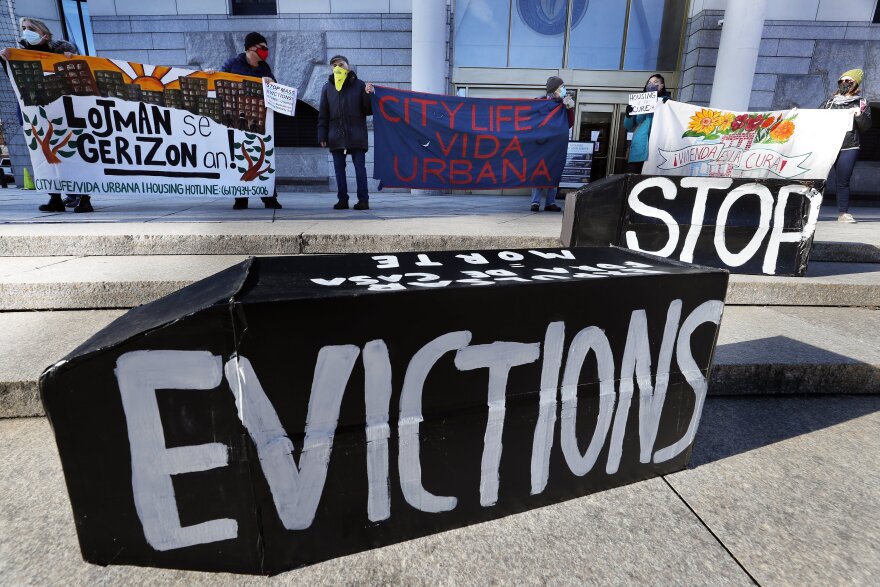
[623,74,671,175]
[219,32,282,210]
[530,76,575,212]
[821,68,871,223]
[318,55,375,210]
[2,18,91,212]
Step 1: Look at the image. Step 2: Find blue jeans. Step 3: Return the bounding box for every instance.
[833,148,859,213]
[332,149,369,202]
[531,187,557,206]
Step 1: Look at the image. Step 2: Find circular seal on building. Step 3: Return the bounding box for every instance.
[516,0,589,36]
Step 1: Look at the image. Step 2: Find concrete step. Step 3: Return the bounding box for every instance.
[2,306,877,418]
[0,255,877,311]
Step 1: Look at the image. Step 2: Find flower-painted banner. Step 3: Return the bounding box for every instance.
[3,48,275,197]
[643,100,852,180]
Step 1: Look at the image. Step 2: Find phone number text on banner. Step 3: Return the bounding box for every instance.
[4,48,275,197]
[643,100,852,180]
[371,86,569,190]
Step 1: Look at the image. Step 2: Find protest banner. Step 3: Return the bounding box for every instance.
[3,49,275,198]
[41,247,727,574]
[628,91,658,115]
[561,174,825,276]
[644,100,852,180]
[371,86,570,190]
[262,80,297,116]
[558,141,594,189]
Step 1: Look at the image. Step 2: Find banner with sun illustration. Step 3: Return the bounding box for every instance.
[644,100,852,180]
[3,48,275,197]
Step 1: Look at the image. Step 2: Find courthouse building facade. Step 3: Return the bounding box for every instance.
[3,0,880,196]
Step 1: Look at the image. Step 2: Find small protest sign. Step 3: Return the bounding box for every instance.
[262,80,298,116]
[628,91,658,115]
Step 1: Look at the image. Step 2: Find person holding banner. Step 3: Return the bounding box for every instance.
[318,55,375,211]
[2,18,92,212]
[218,32,282,210]
[821,69,872,223]
[623,74,670,175]
[530,76,575,212]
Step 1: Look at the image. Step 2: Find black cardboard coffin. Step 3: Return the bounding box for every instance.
[561,174,825,276]
[40,247,729,574]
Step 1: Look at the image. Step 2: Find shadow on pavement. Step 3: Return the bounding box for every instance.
[690,395,880,467]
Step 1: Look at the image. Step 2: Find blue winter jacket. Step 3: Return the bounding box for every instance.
[623,93,669,163]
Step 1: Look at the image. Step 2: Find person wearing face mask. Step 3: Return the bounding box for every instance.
[530,76,575,212]
[623,74,671,174]
[820,69,872,223]
[219,32,282,210]
[318,55,375,210]
[1,19,88,212]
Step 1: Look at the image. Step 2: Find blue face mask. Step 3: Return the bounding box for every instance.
[21,29,42,45]
[558,85,567,96]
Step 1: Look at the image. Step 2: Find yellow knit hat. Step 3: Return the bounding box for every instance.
[840,68,864,84]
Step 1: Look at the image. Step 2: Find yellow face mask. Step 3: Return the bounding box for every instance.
[333,65,348,91]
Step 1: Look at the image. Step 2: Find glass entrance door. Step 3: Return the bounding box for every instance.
[576,103,632,180]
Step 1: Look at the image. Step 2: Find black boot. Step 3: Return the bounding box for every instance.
[261,196,282,209]
[353,200,369,210]
[73,195,93,213]
[63,195,80,208]
[333,200,349,210]
[233,197,248,209]
[38,193,65,212]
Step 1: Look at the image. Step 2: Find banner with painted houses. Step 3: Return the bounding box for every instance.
[644,100,852,180]
[3,48,275,198]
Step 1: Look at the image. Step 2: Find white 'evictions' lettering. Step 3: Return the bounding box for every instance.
[115,350,237,551]
[625,177,681,257]
[560,326,616,476]
[762,185,821,274]
[455,341,541,506]
[224,346,359,530]
[530,321,565,495]
[653,300,724,463]
[363,340,393,522]
[399,331,472,513]
[679,177,733,263]
[714,183,773,267]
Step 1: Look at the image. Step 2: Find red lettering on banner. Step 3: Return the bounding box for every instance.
[514,105,533,131]
[393,156,417,182]
[378,96,400,122]
[423,158,446,183]
[461,134,468,157]
[442,101,463,129]
[404,97,410,125]
[475,161,497,184]
[530,159,552,183]
[502,159,527,183]
[436,132,459,157]
[500,136,524,157]
[411,98,438,127]
[489,105,494,132]
[450,160,473,185]
[471,105,488,131]
[474,135,500,159]
[495,105,513,131]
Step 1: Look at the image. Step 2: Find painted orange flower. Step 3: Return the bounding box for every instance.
[770,120,795,141]
[687,108,723,134]
[761,116,776,128]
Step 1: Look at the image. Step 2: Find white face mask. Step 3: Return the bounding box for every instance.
[21,29,43,45]
[558,85,566,96]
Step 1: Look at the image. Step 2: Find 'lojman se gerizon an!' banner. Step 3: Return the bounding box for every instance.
[4,48,275,198]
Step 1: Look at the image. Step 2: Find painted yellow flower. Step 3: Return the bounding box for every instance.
[687,108,724,134]
[716,112,735,132]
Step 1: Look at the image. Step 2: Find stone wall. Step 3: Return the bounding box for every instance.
[0,0,29,186]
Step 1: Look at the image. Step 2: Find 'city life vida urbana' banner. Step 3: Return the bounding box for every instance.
[3,48,275,197]
[644,100,852,180]
[371,86,570,190]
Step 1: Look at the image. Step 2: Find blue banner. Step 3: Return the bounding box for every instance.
[371,86,570,190]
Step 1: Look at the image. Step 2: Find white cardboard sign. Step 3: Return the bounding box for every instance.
[628,91,658,115]
[263,80,298,116]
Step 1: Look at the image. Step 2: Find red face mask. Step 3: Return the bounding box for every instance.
[255,47,269,61]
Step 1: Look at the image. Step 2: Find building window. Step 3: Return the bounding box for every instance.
[231,0,278,16]
[57,0,96,56]
[454,0,686,71]
[275,102,319,147]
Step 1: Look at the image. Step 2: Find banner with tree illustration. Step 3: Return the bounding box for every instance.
[3,48,275,197]
[643,100,852,180]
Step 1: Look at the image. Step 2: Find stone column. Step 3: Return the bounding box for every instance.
[411,0,447,94]
[0,0,29,187]
[709,0,767,111]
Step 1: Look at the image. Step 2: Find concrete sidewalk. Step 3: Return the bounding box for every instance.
[1,395,877,585]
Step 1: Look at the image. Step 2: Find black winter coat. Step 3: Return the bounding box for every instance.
[317,70,373,151]
[820,94,872,149]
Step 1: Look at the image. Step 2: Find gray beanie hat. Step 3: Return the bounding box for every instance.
[545,76,564,94]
